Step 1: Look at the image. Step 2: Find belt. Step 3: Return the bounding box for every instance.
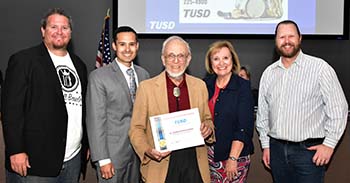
[271,137,324,145]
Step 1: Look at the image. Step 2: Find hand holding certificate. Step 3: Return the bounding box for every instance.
[150,108,205,152]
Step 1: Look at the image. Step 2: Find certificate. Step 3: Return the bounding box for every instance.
[150,108,204,152]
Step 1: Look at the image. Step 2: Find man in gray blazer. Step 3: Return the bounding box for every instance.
[86,26,150,182]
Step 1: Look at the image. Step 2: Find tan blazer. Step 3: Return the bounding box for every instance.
[129,71,215,183]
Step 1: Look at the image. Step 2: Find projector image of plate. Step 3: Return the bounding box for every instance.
[246,0,266,18]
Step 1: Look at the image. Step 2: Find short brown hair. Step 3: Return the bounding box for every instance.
[41,8,72,30]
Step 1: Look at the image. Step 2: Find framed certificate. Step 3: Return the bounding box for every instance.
[150,108,204,152]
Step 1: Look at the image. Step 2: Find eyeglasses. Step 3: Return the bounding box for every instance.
[165,53,188,62]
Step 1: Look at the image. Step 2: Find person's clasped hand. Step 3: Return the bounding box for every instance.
[200,123,213,139]
[145,148,171,162]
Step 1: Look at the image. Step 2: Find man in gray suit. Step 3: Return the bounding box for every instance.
[86,26,150,182]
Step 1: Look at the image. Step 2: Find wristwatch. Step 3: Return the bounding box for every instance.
[229,156,238,161]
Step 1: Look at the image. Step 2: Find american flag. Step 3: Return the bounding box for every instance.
[95,13,112,68]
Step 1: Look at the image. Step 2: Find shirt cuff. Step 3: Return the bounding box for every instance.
[260,137,270,149]
[99,158,111,167]
[323,137,337,149]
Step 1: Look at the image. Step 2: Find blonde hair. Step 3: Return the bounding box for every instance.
[205,40,240,74]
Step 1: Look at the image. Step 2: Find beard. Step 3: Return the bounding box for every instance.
[53,43,67,50]
[166,63,189,80]
[166,68,186,80]
[276,42,301,58]
[50,38,69,50]
[48,35,70,50]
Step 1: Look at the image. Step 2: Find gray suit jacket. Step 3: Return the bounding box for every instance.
[86,61,149,169]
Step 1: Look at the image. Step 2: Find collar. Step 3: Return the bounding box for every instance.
[115,58,135,73]
[165,72,186,87]
[273,50,305,70]
[205,73,241,91]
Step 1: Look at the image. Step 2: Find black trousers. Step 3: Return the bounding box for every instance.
[165,147,203,183]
